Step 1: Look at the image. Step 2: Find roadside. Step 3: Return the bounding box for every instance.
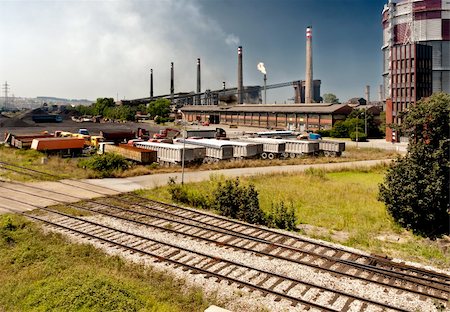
[0,159,391,214]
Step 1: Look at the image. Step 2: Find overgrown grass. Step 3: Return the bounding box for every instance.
[0,144,399,182]
[136,166,449,268]
[0,214,213,311]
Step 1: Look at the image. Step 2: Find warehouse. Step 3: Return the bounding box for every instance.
[181,103,353,131]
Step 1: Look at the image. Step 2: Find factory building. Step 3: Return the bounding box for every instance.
[181,103,353,131]
[382,0,450,142]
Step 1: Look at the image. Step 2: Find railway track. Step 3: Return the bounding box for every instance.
[0,161,449,310]
[2,204,410,312]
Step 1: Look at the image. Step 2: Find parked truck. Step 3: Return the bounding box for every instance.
[184,128,226,139]
[240,137,286,159]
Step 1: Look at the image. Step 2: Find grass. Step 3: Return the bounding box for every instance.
[137,166,450,268]
[0,214,214,311]
[0,143,400,182]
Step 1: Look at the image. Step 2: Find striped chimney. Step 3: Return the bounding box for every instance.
[170,62,174,101]
[305,26,313,103]
[237,46,243,104]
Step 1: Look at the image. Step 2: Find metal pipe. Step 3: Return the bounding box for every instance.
[264,74,267,104]
[197,58,201,105]
[150,69,153,101]
[170,62,174,102]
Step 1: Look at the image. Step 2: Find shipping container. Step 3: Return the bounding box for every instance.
[10,133,54,149]
[31,115,63,123]
[104,144,157,163]
[31,137,85,155]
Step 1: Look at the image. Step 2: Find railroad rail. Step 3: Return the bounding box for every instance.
[1,204,408,312]
[0,161,449,310]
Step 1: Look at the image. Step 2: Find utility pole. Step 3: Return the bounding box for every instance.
[2,81,10,111]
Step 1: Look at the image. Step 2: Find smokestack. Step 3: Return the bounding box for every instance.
[237,46,243,104]
[150,69,153,101]
[197,58,201,105]
[170,62,174,101]
[365,85,370,103]
[305,26,313,103]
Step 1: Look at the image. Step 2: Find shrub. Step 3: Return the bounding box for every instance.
[78,153,129,177]
[349,131,367,142]
[265,201,297,231]
[316,129,331,137]
[330,121,348,138]
[214,178,266,225]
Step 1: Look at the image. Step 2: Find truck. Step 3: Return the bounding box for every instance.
[103,144,157,164]
[185,128,226,139]
[284,139,319,158]
[153,128,180,139]
[99,130,136,144]
[31,114,63,123]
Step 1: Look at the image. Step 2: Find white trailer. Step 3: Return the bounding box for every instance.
[176,139,234,163]
[284,139,319,158]
[225,140,263,159]
[256,130,295,138]
[319,141,345,157]
[134,141,206,165]
[239,137,286,159]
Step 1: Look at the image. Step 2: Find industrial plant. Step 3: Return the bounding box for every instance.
[382,0,450,141]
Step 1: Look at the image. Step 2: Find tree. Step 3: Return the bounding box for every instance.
[148,98,171,119]
[378,93,450,238]
[323,93,339,104]
[93,98,115,116]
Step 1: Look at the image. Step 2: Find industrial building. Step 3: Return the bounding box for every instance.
[382,0,450,142]
[181,103,353,131]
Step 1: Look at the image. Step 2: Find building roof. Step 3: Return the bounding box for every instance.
[181,103,353,114]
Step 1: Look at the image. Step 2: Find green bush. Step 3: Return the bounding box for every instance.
[350,131,367,142]
[78,153,129,177]
[265,201,297,231]
[316,129,331,137]
[167,178,210,209]
[330,121,348,138]
[214,178,265,225]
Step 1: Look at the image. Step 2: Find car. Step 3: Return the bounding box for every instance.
[78,128,90,135]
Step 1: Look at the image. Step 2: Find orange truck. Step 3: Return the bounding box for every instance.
[31,137,85,156]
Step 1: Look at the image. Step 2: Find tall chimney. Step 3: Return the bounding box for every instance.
[170,62,174,102]
[365,85,370,103]
[237,46,243,104]
[197,58,201,105]
[305,26,313,103]
[150,68,154,101]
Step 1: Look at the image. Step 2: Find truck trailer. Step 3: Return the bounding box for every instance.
[134,141,206,166]
[30,137,85,156]
[103,144,157,164]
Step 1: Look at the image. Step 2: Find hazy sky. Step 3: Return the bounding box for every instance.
[0,0,386,103]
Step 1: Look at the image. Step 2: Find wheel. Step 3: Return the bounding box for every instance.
[289,153,296,158]
[261,152,268,159]
[267,153,275,160]
[213,158,219,163]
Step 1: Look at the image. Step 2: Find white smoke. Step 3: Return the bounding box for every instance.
[257,62,266,75]
[225,34,240,46]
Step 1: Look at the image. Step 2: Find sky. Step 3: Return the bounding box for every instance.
[0,0,387,103]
